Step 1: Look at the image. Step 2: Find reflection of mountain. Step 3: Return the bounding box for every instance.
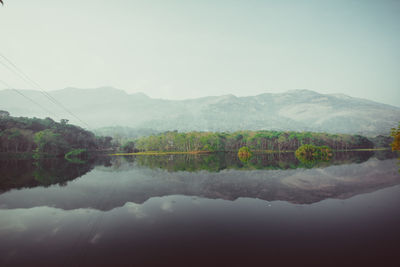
[0,154,398,210]
[0,151,391,193]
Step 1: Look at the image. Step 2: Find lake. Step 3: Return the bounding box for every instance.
[0,151,399,266]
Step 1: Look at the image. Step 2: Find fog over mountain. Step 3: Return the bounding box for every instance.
[0,87,398,135]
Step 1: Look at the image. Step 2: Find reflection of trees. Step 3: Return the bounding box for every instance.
[0,156,111,192]
[295,153,331,168]
[127,151,394,173]
[1,151,396,193]
[134,153,228,172]
[294,145,333,168]
[33,159,94,186]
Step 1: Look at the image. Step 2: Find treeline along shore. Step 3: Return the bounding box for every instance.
[0,111,394,158]
[126,129,392,153]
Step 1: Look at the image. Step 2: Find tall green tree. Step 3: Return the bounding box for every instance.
[34,129,69,155]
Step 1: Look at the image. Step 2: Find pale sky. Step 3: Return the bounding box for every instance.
[0,0,399,106]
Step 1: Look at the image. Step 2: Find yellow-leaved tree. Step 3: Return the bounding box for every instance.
[391,123,400,151]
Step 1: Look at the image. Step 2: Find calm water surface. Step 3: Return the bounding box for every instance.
[0,151,399,266]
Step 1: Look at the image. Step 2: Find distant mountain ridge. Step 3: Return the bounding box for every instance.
[0,87,398,135]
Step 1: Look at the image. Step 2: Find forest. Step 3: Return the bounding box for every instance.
[130,130,390,153]
[0,111,394,157]
[0,111,113,156]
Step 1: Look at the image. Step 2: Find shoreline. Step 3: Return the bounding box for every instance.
[110,147,392,156]
[0,148,392,158]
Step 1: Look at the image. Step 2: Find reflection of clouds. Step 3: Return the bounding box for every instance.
[52,226,60,235]
[75,208,95,215]
[191,197,202,206]
[125,202,146,218]
[0,207,101,237]
[161,201,174,212]
[0,213,27,233]
[90,233,102,244]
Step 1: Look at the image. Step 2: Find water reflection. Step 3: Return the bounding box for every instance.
[1,188,400,266]
[1,151,391,193]
[0,156,111,192]
[0,151,398,210]
[130,150,392,172]
[0,151,399,266]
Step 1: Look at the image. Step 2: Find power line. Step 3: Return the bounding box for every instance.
[0,53,63,107]
[0,53,91,128]
[0,53,91,129]
[0,58,68,121]
[0,79,61,120]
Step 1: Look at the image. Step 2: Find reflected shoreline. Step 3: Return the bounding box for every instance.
[1,150,396,194]
[0,151,399,209]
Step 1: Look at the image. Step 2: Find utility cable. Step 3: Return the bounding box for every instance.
[0,53,91,129]
[0,79,61,120]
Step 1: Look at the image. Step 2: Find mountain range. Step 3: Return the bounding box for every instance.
[0,87,398,135]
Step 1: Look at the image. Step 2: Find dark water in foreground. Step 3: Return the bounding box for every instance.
[0,151,399,266]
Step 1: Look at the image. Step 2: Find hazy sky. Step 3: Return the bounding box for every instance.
[0,0,399,106]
